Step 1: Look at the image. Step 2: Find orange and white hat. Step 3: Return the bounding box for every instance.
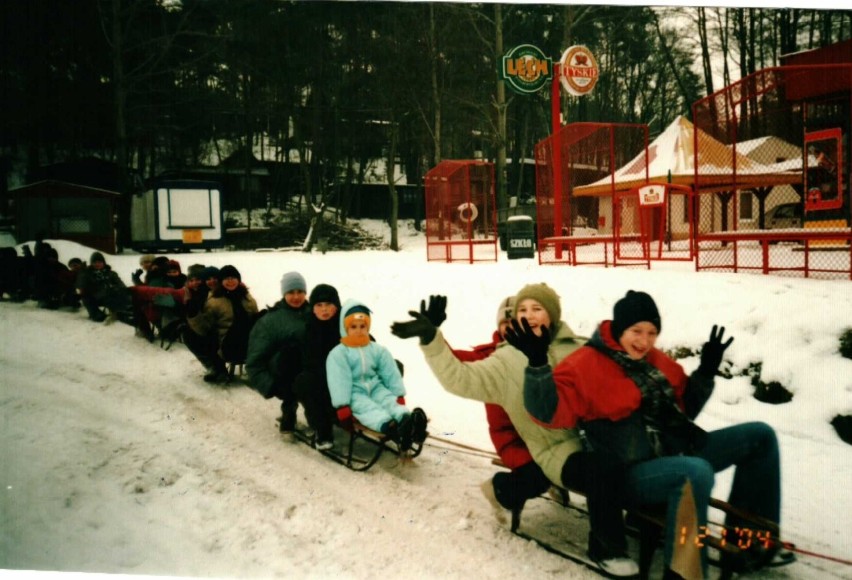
[340,299,372,336]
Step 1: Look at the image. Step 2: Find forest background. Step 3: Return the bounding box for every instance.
[1,1,851,249]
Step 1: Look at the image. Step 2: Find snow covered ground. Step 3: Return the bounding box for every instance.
[1,219,851,580]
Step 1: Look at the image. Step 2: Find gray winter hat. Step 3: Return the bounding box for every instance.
[280,271,307,295]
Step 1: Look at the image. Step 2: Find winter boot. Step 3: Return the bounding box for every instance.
[411,407,428,444]
[279,402,298,434]
[480,478,509,526]
[397,414,415,452]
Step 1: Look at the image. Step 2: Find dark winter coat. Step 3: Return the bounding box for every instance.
[524,320,714,465]
[245,299,310,399]
[75,264,130,311]
[302,310,341,377]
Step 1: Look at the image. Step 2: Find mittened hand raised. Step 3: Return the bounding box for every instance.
[503,318,551,367]
[697,325,734,377]
[390,295,446,345]
[420,295,447,328]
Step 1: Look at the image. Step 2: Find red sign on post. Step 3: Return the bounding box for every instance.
[559,46,599,96]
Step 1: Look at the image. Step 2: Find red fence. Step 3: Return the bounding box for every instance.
[691,64,852,279]
[424,160,497,263]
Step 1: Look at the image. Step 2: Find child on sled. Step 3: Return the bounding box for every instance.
[326,299,428,451]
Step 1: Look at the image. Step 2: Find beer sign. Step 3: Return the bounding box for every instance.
[559,45,599,96]
[637,184,666,207]
[501,44,553,94]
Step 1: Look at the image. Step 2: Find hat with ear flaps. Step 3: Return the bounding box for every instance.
[343,304,371,330]
[513,283,562,329]
[338,300,372,346]
[611,290,661,340]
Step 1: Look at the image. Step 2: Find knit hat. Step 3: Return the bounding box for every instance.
[495,296,516,327]
[310,283,341,308]
[139,254,155,266]
[187,264,206,280]
[200,266,220,280]
[611,290,661,339]
[218,265,241,282]
[281,271,306,295]
[343,304,371,331]
[167,259,181,273]
[68,257,83,268]
[90,251,106,264]
[514,283,561,327]
[152,256,170,271]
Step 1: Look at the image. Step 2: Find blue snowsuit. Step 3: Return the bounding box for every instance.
[326,299,408,432]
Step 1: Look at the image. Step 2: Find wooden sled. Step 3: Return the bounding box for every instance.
[495,459,793,579]
[294,419,426,471]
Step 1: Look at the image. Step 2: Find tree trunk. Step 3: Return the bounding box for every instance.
[111,0,131,251]
[493,3,508,211]
[387,119,399,252]
[242,73,254,234]
[429,5,442,166]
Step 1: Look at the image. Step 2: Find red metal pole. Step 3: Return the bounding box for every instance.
[551,69,564,259]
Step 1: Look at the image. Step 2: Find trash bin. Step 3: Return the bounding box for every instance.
[506,215,535,259]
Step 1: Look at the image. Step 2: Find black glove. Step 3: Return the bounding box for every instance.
[503,318,551,367]
[696,325,733,377]
[390,296,446,345]
[131,269,143,285]
[420,295,447,328]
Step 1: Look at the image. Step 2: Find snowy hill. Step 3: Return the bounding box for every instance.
[1,220,851,580]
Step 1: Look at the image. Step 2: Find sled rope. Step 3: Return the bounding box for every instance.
[425,434,500,460]
[777,542,852,566]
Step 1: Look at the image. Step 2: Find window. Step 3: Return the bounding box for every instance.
[740,192,753,220]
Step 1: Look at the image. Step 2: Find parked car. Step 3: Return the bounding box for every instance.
[765,202,803,229]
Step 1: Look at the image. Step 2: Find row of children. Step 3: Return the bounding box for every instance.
[125,262,430,454]
[0,243,431,455]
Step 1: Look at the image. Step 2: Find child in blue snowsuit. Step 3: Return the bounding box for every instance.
[326,299,427,450]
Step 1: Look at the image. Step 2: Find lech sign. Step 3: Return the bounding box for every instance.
[501,44,553,94]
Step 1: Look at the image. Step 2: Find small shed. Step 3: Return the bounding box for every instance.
[130,180,224,252]
[11,180,119,254]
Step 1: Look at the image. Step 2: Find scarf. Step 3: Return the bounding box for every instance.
[588,327,706,457]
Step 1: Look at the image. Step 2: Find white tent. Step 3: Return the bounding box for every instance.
[573,116,802,196]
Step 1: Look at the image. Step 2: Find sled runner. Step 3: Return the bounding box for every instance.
[494,459,795,579]
[291,418,426,471]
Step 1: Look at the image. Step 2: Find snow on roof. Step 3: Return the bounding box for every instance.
[573,116,802,196]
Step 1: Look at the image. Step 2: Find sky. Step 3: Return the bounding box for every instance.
[1,218,851,580]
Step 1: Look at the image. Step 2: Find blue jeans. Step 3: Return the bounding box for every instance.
[625,422,780,572]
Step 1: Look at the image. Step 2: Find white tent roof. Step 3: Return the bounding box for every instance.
[573,116,802,196]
